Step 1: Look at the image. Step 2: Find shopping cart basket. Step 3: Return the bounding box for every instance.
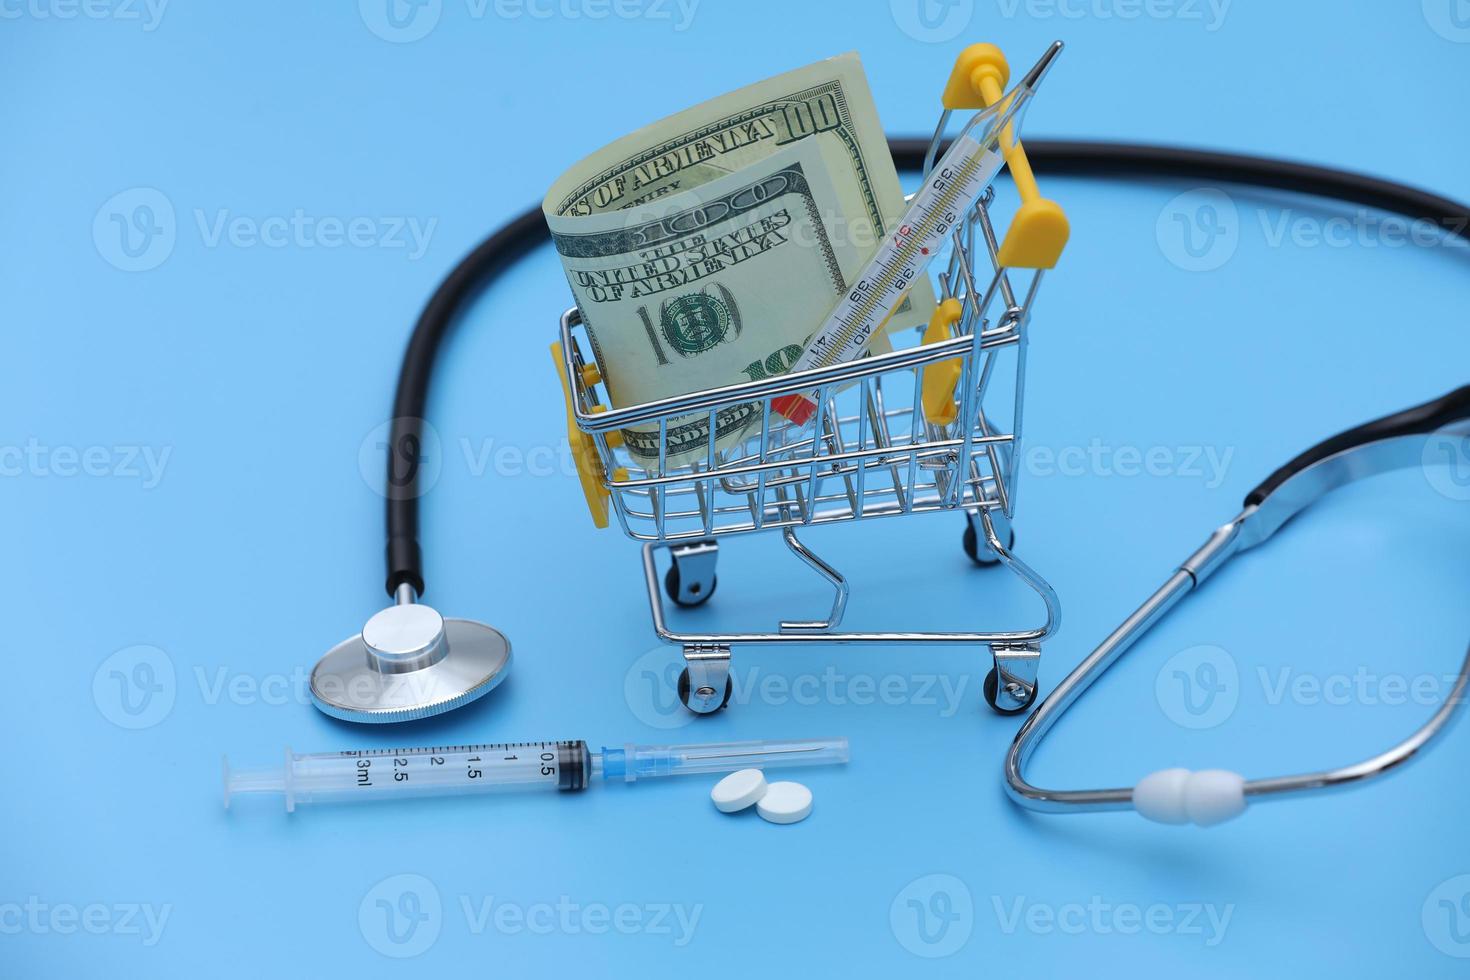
[552,43,1069,715]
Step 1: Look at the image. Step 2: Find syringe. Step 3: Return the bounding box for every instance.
[771,41,1063,427]
[224,737,848,812]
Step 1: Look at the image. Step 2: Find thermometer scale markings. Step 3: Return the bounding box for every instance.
[820,138,988,364]
[773,133,1001,425]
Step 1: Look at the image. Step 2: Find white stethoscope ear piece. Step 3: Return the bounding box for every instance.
[309,585,511,723]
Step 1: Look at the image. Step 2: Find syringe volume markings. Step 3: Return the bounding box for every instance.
[224,737,848,812]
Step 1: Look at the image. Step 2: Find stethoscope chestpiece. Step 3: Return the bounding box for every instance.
[309,585,511,723]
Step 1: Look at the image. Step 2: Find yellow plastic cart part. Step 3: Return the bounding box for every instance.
[941,44,1069,269]
[550,341,610,529]
[919,297,965,426]
[589,404,624,449]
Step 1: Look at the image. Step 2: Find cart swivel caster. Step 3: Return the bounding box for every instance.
[679,643,732,714]
[677,667,733,713]
[984,667,1038,715]
[963,511,1015,566]
[986,641,1041,715]
[666,539,719,607]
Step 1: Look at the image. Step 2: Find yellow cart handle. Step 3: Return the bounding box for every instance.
[920,298,965,426]
[921,43,1070,426]
[551,341,612,529]
[942,43,1069,269]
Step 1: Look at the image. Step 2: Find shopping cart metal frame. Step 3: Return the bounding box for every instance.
[553,44,1066,716]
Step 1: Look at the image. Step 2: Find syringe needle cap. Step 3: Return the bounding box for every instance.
[1019,40,1064,92]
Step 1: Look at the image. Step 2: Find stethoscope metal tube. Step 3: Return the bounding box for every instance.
[1005,567,1198,814]
[1005,386,1470,824]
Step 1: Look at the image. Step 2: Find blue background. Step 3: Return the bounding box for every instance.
[5,1,1470,976]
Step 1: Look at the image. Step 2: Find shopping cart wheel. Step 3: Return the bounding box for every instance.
[963,521,1015,565]
[984,666,1038,715]
[665,539,719,607]
[678,667,733,712]
[665,565,718,607]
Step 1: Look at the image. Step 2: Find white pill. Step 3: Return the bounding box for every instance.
[711,769,767,813]
[756,781,812,824]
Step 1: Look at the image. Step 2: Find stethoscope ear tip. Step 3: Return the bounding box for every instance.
[309,599,511,724]
[1133,768,1247,827]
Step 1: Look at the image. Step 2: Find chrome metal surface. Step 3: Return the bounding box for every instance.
[778,528,849,633]
[991,642,1042,711]
[561,77,1064,710]
[966,508,1012,563]
[668,539,718,604]
[361,602,448,674]
[312,579,511,723]
[1238,421,1470,551]
[311,617,511,724]
[555,150,1041,545]
[682,644,731,715]
[640,534,1058,650]
[1005,429,1470,815]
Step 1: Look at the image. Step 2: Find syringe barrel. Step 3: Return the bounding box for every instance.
[225,742,589,811]
[599,737,849,783]
[225,736,850,811]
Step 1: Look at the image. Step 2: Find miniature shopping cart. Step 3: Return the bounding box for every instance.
[552,44,1069,716]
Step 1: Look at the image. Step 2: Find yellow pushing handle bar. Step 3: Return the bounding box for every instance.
[942,43,1069,269]
[919,298,965,426]
[551,341,614,529]
[920,44,1069,426]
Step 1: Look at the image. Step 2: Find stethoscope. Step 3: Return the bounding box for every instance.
[1005,387,1470,825]
[306,135,1470,768]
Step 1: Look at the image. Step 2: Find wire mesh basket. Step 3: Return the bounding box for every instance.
[552,44,1067,715]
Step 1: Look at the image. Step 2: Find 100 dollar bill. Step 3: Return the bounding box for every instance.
[550,140,865,465]
[545,53,934,466]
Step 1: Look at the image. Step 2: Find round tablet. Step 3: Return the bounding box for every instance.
[711,769,767,813]
[756,781,812,825]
